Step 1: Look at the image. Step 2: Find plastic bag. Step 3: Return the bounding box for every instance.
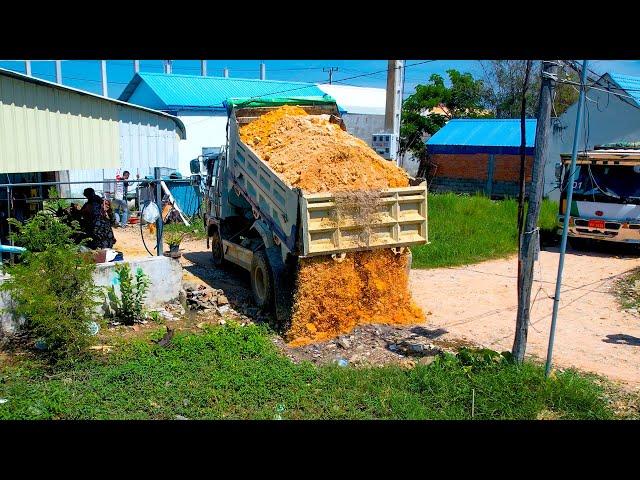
[142,201,160,224]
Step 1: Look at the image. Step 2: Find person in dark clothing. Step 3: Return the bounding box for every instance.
[80,188,116,249]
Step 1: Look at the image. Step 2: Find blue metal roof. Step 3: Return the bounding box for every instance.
[118,73,333,112]
[606,73,640,107]
[426,118,537,155]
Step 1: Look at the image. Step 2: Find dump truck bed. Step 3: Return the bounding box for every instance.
[227,105,428,258]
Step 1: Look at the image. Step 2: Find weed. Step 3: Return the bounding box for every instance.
[107,263,150,325]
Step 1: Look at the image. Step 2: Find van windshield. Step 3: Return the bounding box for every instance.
[568,164,640,203]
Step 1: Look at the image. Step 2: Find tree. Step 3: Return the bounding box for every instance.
[480,60,579,118]
[400,69,490,168]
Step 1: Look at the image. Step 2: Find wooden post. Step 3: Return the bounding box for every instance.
[512,60,558,362]
[486,154,495,197]
[517,60,532,297]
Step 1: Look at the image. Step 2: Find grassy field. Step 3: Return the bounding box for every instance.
[0,323,615,420]
[411,193,558,269]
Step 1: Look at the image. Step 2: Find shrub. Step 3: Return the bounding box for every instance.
[1,245,100,358]
[8,211,80,253]
[107,263,150,325]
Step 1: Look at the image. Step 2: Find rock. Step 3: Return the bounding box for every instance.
[388,343,398,352]
[337,337,351,349]
[418,356,436,366]
[216,294,229,306]
[219,305,231,314]
[175,415,189,420]
[183,281,200,292]
[219,319,226,326]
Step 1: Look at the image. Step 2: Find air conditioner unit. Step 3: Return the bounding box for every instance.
[372,133,398,161]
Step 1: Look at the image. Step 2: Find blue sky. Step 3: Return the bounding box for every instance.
[1,59,639,100]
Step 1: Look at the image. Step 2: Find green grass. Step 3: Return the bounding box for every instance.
[163,215,207,240]
[411,193,558,269]
[0,324,614,419]
[613,267,640,311]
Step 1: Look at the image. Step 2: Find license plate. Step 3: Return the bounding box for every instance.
[588,219,605,229]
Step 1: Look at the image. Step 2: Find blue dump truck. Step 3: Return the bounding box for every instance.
[201,98,429,328]
[557,145,640,247]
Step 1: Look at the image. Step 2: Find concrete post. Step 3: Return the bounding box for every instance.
[101,60,108,97]
[223,68,229,78]
[134,60,140,73]
[55,60,62,84]
[260,62,266,80]
[201,60,207,76]
[25,60,31,76]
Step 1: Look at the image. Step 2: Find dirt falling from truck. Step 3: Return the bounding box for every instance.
[239,106,425,344]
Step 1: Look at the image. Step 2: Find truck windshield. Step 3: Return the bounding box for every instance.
[567,164,640,203]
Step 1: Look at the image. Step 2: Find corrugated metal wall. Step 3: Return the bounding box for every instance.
[0,73,120,173]
[66,107,181,195]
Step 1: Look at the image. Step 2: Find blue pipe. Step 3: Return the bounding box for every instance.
[0,244,26,254]
[545,60,589,377]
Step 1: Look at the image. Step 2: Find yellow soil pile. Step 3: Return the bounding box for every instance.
[287,249,424,346]
[239,106,409,193]
[239,106,424,345]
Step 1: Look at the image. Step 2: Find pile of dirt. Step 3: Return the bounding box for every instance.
[287,249,424,346]
[239,106,424,345]
[239,106,409,193]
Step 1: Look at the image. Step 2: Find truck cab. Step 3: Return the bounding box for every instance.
[557,147,640,245]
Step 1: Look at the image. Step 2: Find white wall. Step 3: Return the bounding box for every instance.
[176,111,228,176]
[545,87,640,200]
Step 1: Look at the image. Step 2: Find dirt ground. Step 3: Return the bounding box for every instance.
[112,227,640,390]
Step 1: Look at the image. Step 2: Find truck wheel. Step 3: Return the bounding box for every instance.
[211,228,224,266]
[251,249,274,311]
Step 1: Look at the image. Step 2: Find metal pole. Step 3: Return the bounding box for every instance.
[154,167,163,257]
[25,60,31,76]
[201,60,207,77]
[223,67,229,78]
[101,60,108,97]
[545,60,589,377]
[55,60,62,84]
[134,60,140,73]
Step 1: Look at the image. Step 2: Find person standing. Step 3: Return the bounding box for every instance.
[112,170,131,227]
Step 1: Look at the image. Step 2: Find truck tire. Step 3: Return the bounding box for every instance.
[211,228,225,266]
[251,249,274,311]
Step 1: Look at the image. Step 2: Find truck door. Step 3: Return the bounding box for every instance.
[207,152,223,219]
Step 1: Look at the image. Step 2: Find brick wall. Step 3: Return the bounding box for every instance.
[428,152,533,198]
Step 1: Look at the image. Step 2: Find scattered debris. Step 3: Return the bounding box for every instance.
[175,414,189,420]
[0,398,8,405]
[337,337,351,349]
[89,345,114,353]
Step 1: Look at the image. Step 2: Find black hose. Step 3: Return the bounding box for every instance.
[139,201,157,257]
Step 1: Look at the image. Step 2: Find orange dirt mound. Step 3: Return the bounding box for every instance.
[287,250,425,346]
[239,106,409,193]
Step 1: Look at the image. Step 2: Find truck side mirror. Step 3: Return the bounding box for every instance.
[554,163,563,180]
[190,158,201,174]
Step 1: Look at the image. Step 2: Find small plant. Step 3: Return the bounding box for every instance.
[8,211,81,253]
[44,187,70,213]
[107,263,151,325]
[164,231,186,250]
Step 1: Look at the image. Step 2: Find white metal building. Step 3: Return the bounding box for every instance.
[545,72,640,200]
[0,68,186,197]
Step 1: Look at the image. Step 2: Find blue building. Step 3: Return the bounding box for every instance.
[425,119,537,198]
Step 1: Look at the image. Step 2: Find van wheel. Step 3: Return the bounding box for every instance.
[211,228,224,266]
[251,249,274,311]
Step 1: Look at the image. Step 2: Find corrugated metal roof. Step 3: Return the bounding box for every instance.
[605,73,640,107]
[316,84,386,115]
[0,67,186,138]
[426,119,537,155]
[119,73,332,111]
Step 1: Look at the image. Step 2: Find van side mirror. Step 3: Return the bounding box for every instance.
[190,158,201,174]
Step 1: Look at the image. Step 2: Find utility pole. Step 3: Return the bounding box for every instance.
[55,60,62,84]
[260,62,266,80]
[24,60,31,76]
[133,60,140,74]
[164,60,172,74]
[223,67,229,78]
[384,60,404,166]
[545,60,589,376]
[201,60,207,77]
[323,67,339,84]
[101,60,108,97]
[512,60,559,362]
[517,60,532,297]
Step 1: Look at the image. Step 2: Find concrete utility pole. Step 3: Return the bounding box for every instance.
[164,60,172,74]
[545,60,589,376]
[384,60,404,165]
[260,62,266,80]
[55,60,62,84]
[201,60,207,77]
[133,60,140,73]
[223,67,229,78]
[323,67,339,84]
[24,60,31,76]
[512,60,559,363]
[101,60,108,97]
